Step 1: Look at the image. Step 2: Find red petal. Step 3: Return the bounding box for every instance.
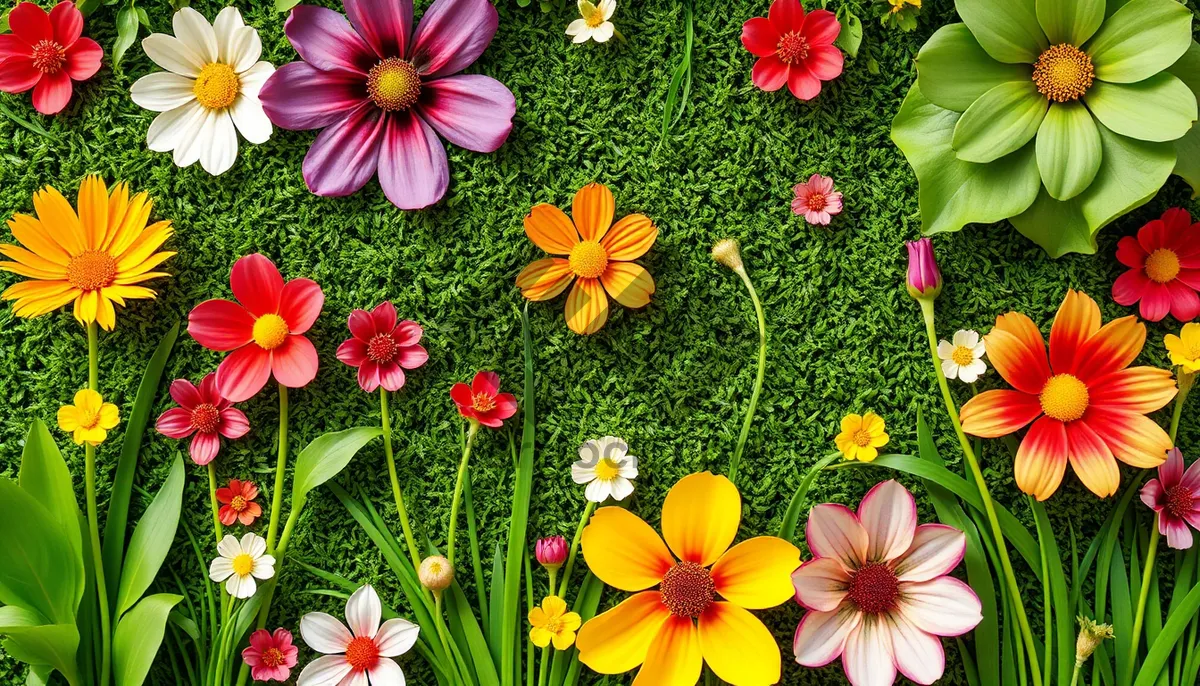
[231,254,284,317]
[217,344,273,403]
[1167,280,1200,321]
[377,361,405,391]
[0,56,42,94]
[740,17,779,58]
[358,359,381,392]
[787,63,821,100]
[156,407,195,439]
[1139,282,1171,322]
[1115,236,1147,269]
[199,373,222,405]
[450,382,473,408]
[960,389,1043,438]
[751,55,788,92]
[65,37,101,81]
[190,432,221,465]
[1112,268,1150,307]
[9,3,52,44]
[472,370,500,395]
[805,43,843,81]
[1073,315,1145,382]
[984,312,1051,394]
[0,35,30,60]
[1085,407,1172,469]
[32,68,72,114]
[1161,207,1192,235]
[348,309,376,341]
[371,300,397,333]
[1088,367,1177,415]
[337,337,368,367]
[279,277,324,334]
[801,9,840,45]
[189,299,255,352]
[392,320,422,347]
[271,335,319,389]
[1014,416,1068,501]
[169,378,202,409]
[396,343,428,369]
[218,408,250,439]
[1065,420,1119,498]
[1137,218,1168,253]
[768,0,805,35]
[49,1,83,46]
[1049,289,1101,375]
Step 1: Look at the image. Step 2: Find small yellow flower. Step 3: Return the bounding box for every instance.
[529,595,582,650]
[888,0,920,12]
[835,412,889,462]
[1165,323,1200,374]
[57,389,119,445]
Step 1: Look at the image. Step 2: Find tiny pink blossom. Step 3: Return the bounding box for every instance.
[791,174,843,226]
[155,372,250,465]
[242,628,299,682]
[536,535,568,570]
[1141,448,1200,549]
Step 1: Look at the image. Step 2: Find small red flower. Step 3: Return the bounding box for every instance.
[0,2,102,114]
[215,479,262,527]
[241,627,298,682]
[336,301,429,393]
[450,371,517,428]
[156,373,250,465]
[740,0,843,100]
[1113,208,1200,322]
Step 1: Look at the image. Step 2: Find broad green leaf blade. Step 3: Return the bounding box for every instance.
[1036,101,1102,200]
[18,421,84,607]
[953,80,1049,163]
[778,452,840,541]
[1085,74,1197,142]
[1036,0,1105,44]
[116,457,185,618]
[1084,0,1192,83]
[954,0,1048,63]
[0,606,80,685]
[502,304,536,686]
[290,427,381,511]
[0,479,79,624]
[112,6,139,68]
[112,593,182,686]
[1167,41,1200,195]
[916,24,1032,112]
[447,581,500,686]
[834,9,862,59]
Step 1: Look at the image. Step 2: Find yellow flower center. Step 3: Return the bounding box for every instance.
[260,647,285,667]
[568,241,609,279]
[1040,373,1089,422]
[193,63,240,110]
[951,345,975,366]
[852,427,873,447]
[76,406,100,430]
[252,314,289,350]
[659,561,715,618]
[582,2,605,27]
[231,553,254,576]
[594,457,620,480]
[1145,248,1181,284]
[66,250,117,291]
[367,58,422,112]
[542,615,565,633]
[230,495,247,512]
[472,392,496,413]
[345,636,379,671]
[776,31,810,64]
[1032,44,1094,103]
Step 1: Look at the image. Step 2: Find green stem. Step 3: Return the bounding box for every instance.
[1127,516,1161,682]
[381,388,422,569]
[207,463,229,617]
[537,646,551,686]
[446,422,479,567]
[1169,372,1193,444]
[547,569,558,598]
[557,501,596,598]
[727,264,766,486]
[432,593,459,686]
[1070,659,1083,686]
[84,322,112,686]
[265,384,289,554]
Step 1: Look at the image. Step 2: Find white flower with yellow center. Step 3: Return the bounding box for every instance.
[566,0,616,44]
[209,532,275,599]
[130,7,275,176]
[938,329,988,383]
[571,436,637,503]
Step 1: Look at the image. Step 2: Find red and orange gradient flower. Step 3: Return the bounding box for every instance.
[960,290,1176,500]
[450,371,517,428]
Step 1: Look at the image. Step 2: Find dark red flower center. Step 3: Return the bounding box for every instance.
[777,32,810,64]
[472,392,496,413]
[260,647,285,667]
[191,403,220,433]
[367,334,398,363]
[345,636,378,671]
[31,40,67,74]
[806,193,828,212]
[847,562,899,615]
[367,58,421,112]
[660,561,715,618]
[230,495,248,512]
[1166,485,1196,519]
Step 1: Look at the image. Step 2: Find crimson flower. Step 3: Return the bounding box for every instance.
[0,2,102,114]
[740,0,842,100]
[335,301,429,392]
[216,479,262,527]
[1113,208,1200,323]
[188,254,324,402]
[1142,449,1200,550]
[156,373,250,465]
[242,627,299,682]
[450,371,517,428]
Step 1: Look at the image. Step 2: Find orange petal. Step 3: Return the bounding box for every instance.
[1066,420,1120,498]
[565,277,609,335]
[662,472,741,566]
[600,262,655,308]
[1088,367,1177,415]
[32,185,85,256]
[105,191,153,256]
[581,507,674,591]
[1014,416,1068,501]
[105,181,130,247]
[711,536,800,609]
[7,214,70,265]
[984,312,1051,394]
[516,258,575,301]
[77,175,108,251]
[1085,408,1171,468]
[600,214,657,260]
[1049,289,1100,374]
[959,390,1043,438]
[698,602,781,686]
[524,203,579,255]
[114,221,173,272]
[1073,316,1146,383]
[572,182,615,242]
[631,616,702,686]
[0,245,68,278]
[576,591,671,675]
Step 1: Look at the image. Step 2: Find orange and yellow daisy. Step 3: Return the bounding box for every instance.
[516,182,657,335]
[1,176,175,331]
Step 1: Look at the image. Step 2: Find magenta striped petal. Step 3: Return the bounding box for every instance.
[892,524,965,583]
[378,362,406,391]
[897,576,983,637]
[378,110,448,210]
[260,62,368,131]
[793,606,861,668]
[371,301,397,332]
[805,503,867,570]
[156,407,196,439]
[218,408,250,439]
[345,0,412,60]
[285,5,375,75]
[302,102,386,197]
[417,74,514,153]
[409,0,498,78]
[190,432,221,465]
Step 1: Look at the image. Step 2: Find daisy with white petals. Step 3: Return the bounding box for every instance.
[208,533,275,599]
[298,584,419,686]
[937,329,987,383]
[571,436,637,503]
[566,0,617,44]
[130,7,275,175]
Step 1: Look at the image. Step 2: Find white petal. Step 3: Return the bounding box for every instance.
[231,93,273,144]
[973,340,987,357]
[897,576,983,637]
[577,439,601,463]
[208,557,234,582]
[213,6,246,65]
[346,584,382,639]
[609,476,634,501]
[592,22,614,42]
[131,72,196,112]
[297,654,353,686]
[843,615,897,686]
[200,111,239,175]
[883,612,946,685]
[238,62,275,98]
[174,107,218,168]
[959,361,986,383]
[572,29,593,43]
[584,478,611,503]
[250,556,276,580]
[618,462,638,479]
[339,671,369,686]
[793,606,861,667]
[300,612,354,654]
[227,573,256,599]
[142,33,206,77]
[565,18,588,36]
[241,532,267,558]
[367,657,406,685]
[571,460,595,485]
[936,341,955,360]
[374,618,419,657]
[857,480,917,563]
[216,534,242,558]
[224,24,263,73]
[951,330,969,347]
[892,524,965,583]
[146,101,206,153]
[601,0,616,20]
[940,359,959,379]
[596,436,628,460]
[963,330,980,348]
[173,7,218,65]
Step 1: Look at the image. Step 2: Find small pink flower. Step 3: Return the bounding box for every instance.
[450,371,517,429]
[791,174,843,226]
[0,2,103,115]
[536,535,567,570]
[336,301,430,393]
[242,627,299,682]
[1141,448,1200,549]
[155,373,250,465]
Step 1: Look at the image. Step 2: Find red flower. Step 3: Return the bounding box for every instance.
[215,479,262,526]
[1113,208,1200,322]
[335,301,429,393]
[450,371,517,428]
[740,0,842,100]
[188,254,324,402]
[0,2,102,114]
[155,373,250,465]
[241,627,298,682]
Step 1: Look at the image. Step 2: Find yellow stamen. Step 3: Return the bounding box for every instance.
[1145,248,1181,284]
[231,553,254,576]
[1040,374,1089,422]
[852,428,873,447]
[193,63,240,110]
[569,241,608,279]
[252,314,289,350]
[951,345,975,366]
[1032,44,1094,103]
[595,457,620,480]
[367,58,421,112]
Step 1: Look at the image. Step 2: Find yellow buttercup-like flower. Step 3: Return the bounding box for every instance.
[1165,323,1200,374]
[58,389,120,445]
[835,411,889,462]
[529,595,582,650]
[0,176,175,331]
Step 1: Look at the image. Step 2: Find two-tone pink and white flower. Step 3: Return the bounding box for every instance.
[156,372,250,465]
[298,584,419,686]
[791,480,982,686]
[1141,448,1200,550]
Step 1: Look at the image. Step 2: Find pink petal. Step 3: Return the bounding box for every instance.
[1161,514,1194,550]
[279,278,324,334]
[344,0,412,59]
[416,74,514,153]
[260,61,369,131]
[231,254,284,317]
[805,503,868,569]
[218,408,250,439]
[472,370,500,395]
[396,344,428,369]
[217,344,273,403]
[806,43,843,81]
[284,4,375,75]
[392,320,422,346]
[9,3,53,44]
[1115,236,1147,268]
[767,0,805,35]
[0,35,29,59]
[1167,280,1200,321]
[49,1,83,46]
[1162,207,1193,234]
[358,359,381,392]
[169,379,202,410]
[802,8,840,45]
[198,373,222,406]
[1141,478,1166,511]
[896,576,983,636]
[790,557,850,612]
[1180,458,1200,492]
[793,606,861,668]
[188,300,256,352]
[491,393,518,419]
[302,102,386,197]
[248,629,274,651]
[378,362,406,391]
[156,407,196,439]
[751,55,788,92]
[345,584,382,638]
[65,39,102,81]
[740,17,779,58]
[787,63,822,101]
[371,301,397,333]
[190,431,221,465]
[378,110,449,210]
[1111,268,1150,307]
[843,616,896,686]
[31,69,72,114]
[271,335,319,388]
[886,612,946,685]
[348,309,377,341]
[857,480,917,563]
[1139,282,1172,322]
[409,0,498,78]
[1160,448,1185,489]
[892,524,965,583]
[337,337,368,366]
[1138,218,1168,254]
[0,55,41,93]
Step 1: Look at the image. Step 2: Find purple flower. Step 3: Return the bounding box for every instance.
[259,0,516,210]
[1141,448,1200,549]
[905,237,942,301]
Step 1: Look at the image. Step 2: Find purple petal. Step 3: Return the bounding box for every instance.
[302,102,387,197]
[409,0,498,78]
[260,61,368,131]
[1181,457,1200,492]
[285,5,376,75]
[1141,478,1166,512]
[417,74,514,153]
[378,110,448,210]
[345,0,413,60]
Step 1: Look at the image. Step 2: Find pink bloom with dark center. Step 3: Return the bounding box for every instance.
[242,628,299,682]
[216,479,263,527]
[450,371,517,429]
[1112,208,1200,323]
[1141,448,1200,550]
[791,174,843,225]
[258,0,516,210]
[740,0,842,100]
[336,301,429,393]
[156,372,250,465]
[0,2,102,114]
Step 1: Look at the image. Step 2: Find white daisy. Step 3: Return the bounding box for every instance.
[937,329,988,383]
[130,7,275,176]
[566,0,617,44]
[208,532,274,599]
[298,584,419,686]
[571,435,638,503]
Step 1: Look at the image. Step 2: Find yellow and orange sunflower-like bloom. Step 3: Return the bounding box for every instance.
[960,290,1176,500]
[575,472,800,686]
[0,176,175,331]
[516,182,657,335]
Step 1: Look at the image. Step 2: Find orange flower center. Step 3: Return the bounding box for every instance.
[584,5,606,28]
[1166,485,1196,519]
[472,392,496,413]
[230,495,248,512]
[659,561,715,618]
[847,562,899,614]
[193,63,240,109]
[594,457,620,480]
[1145,248,1181,284]
[777,31,810,64]
[260,647,285,667]
[76,406,101,430]
[345,636,379,671]
[852,427,873,447]
[1040,373,1089,422]
[805,193,828,212]
[191,403,220,433]
[951,345,975,366]
[367,58,421,112]
[367,334,398,363]
[231,553,254,576]
[67,250,118,291]
[252,314,289,350]
[31,40,66,74]
[1033,44,1094,103]
[568,241,609,279]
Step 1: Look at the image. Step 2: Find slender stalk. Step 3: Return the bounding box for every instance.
[381,388,422,569]
[207,463,230,617]
[432,593,460,686]
[537,646,551,686]
[557,501,596,598]
[84,322,112,686]
[727,265,766,486]
[265,384,289,553]
[1070,660,1084,686]
[547,568,558,597]
[1169,372,1193,444]
[1127,516,1160,681]
[446,421,479,567]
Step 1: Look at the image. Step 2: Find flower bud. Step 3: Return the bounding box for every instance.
[419,556,454,593]
[1075,615,1113,664]
[711,239,744,272]
[905,237,942,301]
[536,536,568,571]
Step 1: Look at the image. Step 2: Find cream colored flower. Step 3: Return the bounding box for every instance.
[209,533,275,598]
[566,0,616,44]
[938,329,988,383]
[571,436,637,502]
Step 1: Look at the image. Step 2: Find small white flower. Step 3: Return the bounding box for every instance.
[566,0,617,44]
[130,7,275,175]
[208,532,274,599]
[938,329,988,383]
[572,436,637,503]
[298,584,419,686]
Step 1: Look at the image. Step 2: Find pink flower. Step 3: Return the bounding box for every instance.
[1112,208,1200,322]
[258,0,516,210]
[905,237,942,301]
[740,0,842,100]
[791,480,982,686]
[791,174,843,225]
[216,479,263,527]
[298,584,419,685]
[242,628,299,682]
[1141,448,1200,550]
[187,254,325,402]
[335,301,429,393]
[450,371,517,429]
[0,2,102,114]
[155,373,250,465]
[536,535,567,570]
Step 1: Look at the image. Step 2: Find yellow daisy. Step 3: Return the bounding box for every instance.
[529,595,582,650]
[1165,323,1200,374]
[835,411,889,462]
[58,389,120,445]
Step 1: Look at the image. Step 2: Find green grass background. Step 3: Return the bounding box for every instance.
[1,0,1199,683]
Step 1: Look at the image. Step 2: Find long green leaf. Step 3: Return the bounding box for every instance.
[1031,499,1073,686]
[448,580,500,686]
[19,420,84,608]
[0,478,79,624]
[488,543,505,670]
[1135,582,1200,686]
[0,606,80,685]
[111,5,139,67]
[115,456,184,618]
[1112,538,1134,686]
[502,304,536,686]
[291,427,381,511]
[112,593,182,686]
[778,452,840,541]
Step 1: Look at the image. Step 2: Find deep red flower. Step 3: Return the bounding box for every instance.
[241,627,298,682]
[187,254,324,402]
[156,372,250,465]
[215,479,263,526]
[1113,208,1200,322]
[740,0,842,100]
[0,2,102,114]
[450,371,517,428]
[335,301,429,393]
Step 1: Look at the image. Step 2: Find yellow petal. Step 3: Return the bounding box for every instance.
[530,627,552,648]
[600,213,657,261]
[581,507,674,591]
[542,595,569,618]
[57,406,80,432]
[7,213,70,265]
[103,285,157,301]
[105,192,153,256]
[74,388,102,413]
[840,414,863,433]
[116,250,175,279]
[711,537,801,610]
[77,176,109,251]
[571,182,615,242]
[631,616,702,686]
[98,403,120,430]
[32,186,85,255]
[528,606,547,627]
[105,181,130,246]
[74,289,99,325]
[516,258,575,301]
[576,592,671,674]
[600,262,655,309]
[561,612,582,633]
[551,629,577,651]
[80,427,107,445]
[96,292,117,331]
[112,272,169,287]
[698,603,781,686]
[661,472,741,566]
[0,245,69,278]
[114,221,173,272]
[524,204,579,255]
[565,277,609,335]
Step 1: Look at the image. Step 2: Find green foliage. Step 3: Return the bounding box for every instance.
[290,427,383,512]
[112,594,183,686]
[115,458,185,618]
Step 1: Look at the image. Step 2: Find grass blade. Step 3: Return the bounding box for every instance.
[1030,499,1072,686]
[778,452,840,541]
[1135,583,1200,686]
[502,304,536,686]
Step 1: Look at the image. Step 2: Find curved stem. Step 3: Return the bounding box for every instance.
[381,388,422,569]
[728,265,766,486]
[265,384,289,554]
[1127,516,1160,682]
[557,501,596,598]
[446,422,479,567]
[1169,371,1193,444]
[84,322,112,686]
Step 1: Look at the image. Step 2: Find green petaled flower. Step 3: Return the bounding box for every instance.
[892,0,1198,257]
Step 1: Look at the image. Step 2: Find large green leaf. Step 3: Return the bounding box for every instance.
[954,0,1047,64]
[1168,41,1200,195]
[1085,73,1197,142]
[115,457,185,618]
[890,84,1041,235]
[502,304,536,686]
[0,606,80,685]
[1135,582,1200,685]
[953,80,1048,162]
[916,24,1032,112]
[1036,101,1102,200]
[111,593,182,686]
[17,421,83,608]
[1084,0,1192,84]
[0,479,79,624]
[291,427,382,511]
[1036,0,1104,45]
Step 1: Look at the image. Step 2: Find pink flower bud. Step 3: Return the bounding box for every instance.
[906,237,942,301]
[536,535,568,570]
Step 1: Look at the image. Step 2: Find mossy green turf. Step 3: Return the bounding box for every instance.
[1,0,1199,683]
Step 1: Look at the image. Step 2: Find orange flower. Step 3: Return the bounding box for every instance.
[960,290,1176,500]
[516,182,657,335]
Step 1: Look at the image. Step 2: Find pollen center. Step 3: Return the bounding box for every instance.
[230,495,247,511]
[595,457,620,480]
[77,407,101,430]
[231,553,254,576]
[1040,373,1089,422]
[584,5,605,27]
[805,193,828,212]
[261,647,285,667]
[1166,486,1195,519]
[191,403,220,433]
[193,63,240,109]
[252,314,289,350]
[569,241,609,279]
[951,345,975,366]
[1032,44,1094,103]
[777,31,810,64]
[1145,248,1181,284]
[472,392,496,413]
[852,428,873,447]
[367,334,398,363]
[660,561,715,618]
[344,636,379,671]
[31,40,67,74]
[66,251,118,291]
[367,58,421,112]
[847,562,899,615]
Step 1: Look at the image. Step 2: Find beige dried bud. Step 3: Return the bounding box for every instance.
[1075,615,1114,664]
[419,555,454,593]
[711,239,744,272]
